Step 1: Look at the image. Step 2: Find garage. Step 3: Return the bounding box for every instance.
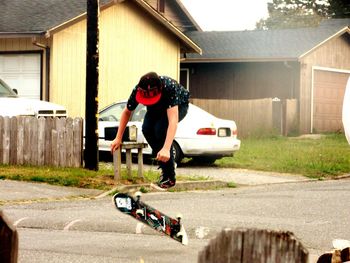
[0,53,41,99]
[313,69,350,133]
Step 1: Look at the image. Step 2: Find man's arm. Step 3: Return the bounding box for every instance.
[110,107,132,154]
[156,105,178,162]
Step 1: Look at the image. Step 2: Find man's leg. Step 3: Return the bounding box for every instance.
[153,116,175,180]
[142,113,162,157]
[142,113,175,185]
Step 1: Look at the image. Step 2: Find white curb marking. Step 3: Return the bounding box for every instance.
[64,219,82,231]
[195,226,210,239]
[13,217,29,226]
[136,223,144,234]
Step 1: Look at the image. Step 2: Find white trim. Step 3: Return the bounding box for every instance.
[312,66,350,74]
[299,27,350,60]
[310,66,350,133]
[180,68,190,91]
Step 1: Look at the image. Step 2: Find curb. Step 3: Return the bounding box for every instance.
[94,180,230,199]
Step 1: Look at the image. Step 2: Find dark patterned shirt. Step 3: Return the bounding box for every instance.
[126,76,189,115]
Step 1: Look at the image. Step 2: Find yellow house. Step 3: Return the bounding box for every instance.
[0,0,201,117]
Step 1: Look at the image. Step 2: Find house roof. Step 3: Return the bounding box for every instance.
[319,18,350,28]
[0,0,201,54]
[0,0,110,35]
[183,22,350,63]
[173,0,202,32]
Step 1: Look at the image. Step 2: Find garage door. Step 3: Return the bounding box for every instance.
[0,54,41,99]
[313,70,350,132]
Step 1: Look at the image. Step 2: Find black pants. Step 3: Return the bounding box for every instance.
[142,104,188,179]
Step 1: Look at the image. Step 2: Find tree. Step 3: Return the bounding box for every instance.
[256,0,350,30]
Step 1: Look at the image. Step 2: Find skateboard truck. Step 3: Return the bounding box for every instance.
[135,191,145,217]
[175,213,189,245]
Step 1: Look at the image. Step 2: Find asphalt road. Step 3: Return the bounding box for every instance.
[1,177,350,263]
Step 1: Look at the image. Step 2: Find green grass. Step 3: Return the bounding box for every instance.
[216,133,350,178]
[0,133,349,189]
[0,164,161,190]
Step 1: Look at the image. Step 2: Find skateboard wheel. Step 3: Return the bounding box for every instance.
[176,213,183,219]
[135,191,142,198]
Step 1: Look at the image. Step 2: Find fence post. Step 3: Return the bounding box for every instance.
[272,98,282,134]
[198,228,308,263]
[0,116,3,164]
[0,211,18,263]
[113,147,122,182]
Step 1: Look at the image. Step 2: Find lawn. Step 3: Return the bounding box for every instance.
[216,133,350,178]
[0,133,349,189]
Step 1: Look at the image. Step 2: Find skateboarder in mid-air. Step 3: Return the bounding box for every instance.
[110,72,189,189]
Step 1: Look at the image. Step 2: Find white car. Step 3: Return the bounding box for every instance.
[0,78,67,118]
[98,101,241,163]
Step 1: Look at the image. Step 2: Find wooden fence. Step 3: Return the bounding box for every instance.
[198,228,309,263]
[191,98,299,138]
[0,116,83,167]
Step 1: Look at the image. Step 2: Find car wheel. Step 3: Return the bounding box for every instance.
[172,141,183,164]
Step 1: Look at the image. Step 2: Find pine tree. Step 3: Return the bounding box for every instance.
[256,0,350,30]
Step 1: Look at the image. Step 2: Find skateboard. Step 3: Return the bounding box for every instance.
[113,191,188,245]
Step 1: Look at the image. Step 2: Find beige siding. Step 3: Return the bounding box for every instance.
[0,37,50,100]
[50,1,180,117]
[0,38,45,51]
[51,20,87,117]
[299,34,350,133]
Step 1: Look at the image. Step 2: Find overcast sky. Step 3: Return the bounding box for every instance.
[180,0,271,31]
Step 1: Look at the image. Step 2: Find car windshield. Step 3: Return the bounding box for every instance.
[99,102,146,122]
[0,79,17,98]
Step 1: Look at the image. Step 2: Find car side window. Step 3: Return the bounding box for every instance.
[131,104,146,122]
[99,102,126,122]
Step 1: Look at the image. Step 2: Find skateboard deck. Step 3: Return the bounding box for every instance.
[113,192,188,245]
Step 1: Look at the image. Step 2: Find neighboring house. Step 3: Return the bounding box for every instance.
[181,20,350,135]
[0,0,201,117]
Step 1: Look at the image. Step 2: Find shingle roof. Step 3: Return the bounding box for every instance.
[184,22,350,62]
[319,18,350,27]
[0,0,201,54]
[0,0,111,34]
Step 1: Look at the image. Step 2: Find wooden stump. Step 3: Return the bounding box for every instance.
[113,142,148,182]
[0,211,18,263]
[198,228,308,263]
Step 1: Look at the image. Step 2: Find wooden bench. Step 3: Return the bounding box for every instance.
[113,142,148,182]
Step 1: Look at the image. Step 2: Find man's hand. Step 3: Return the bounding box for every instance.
[156,147,170,162]
[110,137,122,154]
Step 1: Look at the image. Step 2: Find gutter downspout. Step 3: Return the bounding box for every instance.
[32,39,50,101]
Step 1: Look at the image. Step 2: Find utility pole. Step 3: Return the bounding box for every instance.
[84,0,99,170]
